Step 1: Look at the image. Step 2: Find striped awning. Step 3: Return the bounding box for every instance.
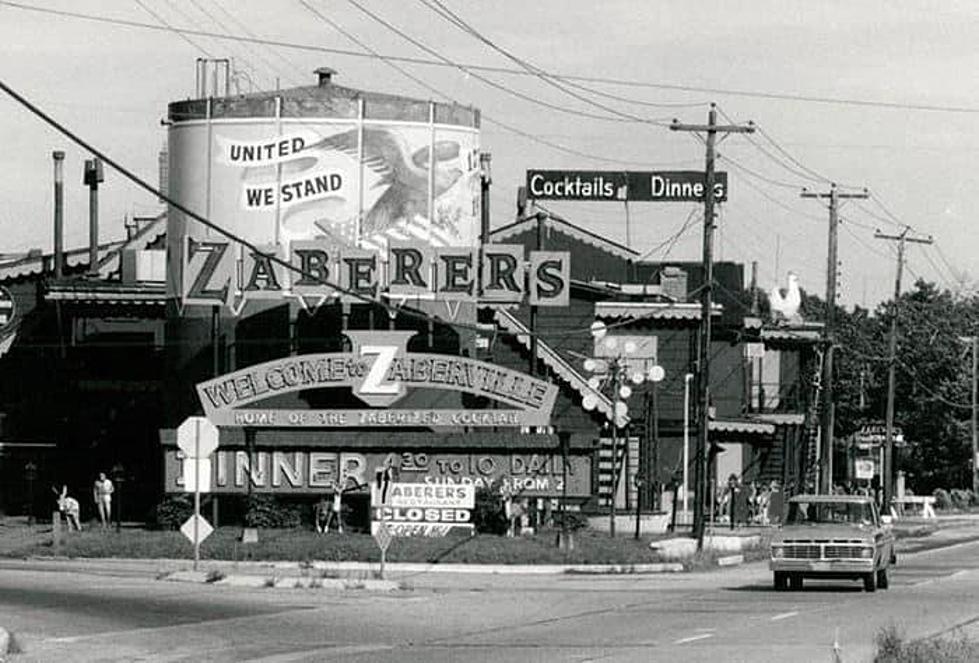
[595,301,720,321]
[708,419,776,436]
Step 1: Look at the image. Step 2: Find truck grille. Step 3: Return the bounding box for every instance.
[780,542,868,560]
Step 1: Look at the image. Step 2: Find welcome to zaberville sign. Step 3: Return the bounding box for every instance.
[181,237,570,315]
[197,330,559,428]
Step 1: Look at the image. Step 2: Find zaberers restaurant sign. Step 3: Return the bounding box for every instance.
[197,330,559,428]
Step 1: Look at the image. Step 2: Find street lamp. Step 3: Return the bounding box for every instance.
[582,321,660,538]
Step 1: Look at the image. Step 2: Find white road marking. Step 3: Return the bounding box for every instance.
[241,643,394,662]
[674,633,714,644]
[771,611,799,621]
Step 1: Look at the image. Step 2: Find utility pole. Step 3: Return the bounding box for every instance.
[961,336,979,496]
[801,184,868,493]
[875,227,933,512]
[671,104,753,549]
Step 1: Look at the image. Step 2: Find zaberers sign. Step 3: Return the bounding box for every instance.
[371,482,475,537]
[196,330,559,428]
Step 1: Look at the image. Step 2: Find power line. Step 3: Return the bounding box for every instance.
[297,0,660,167]
[132,0,214,58]
[12,0,979,117]
[415,0,695,119]
[342,0,667,125]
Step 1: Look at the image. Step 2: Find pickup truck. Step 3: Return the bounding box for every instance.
[770,494,895,592]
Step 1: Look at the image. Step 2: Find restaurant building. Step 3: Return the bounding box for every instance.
[0,71,823,527]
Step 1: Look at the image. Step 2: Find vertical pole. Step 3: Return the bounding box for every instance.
[683,373,692,523]
[561,431,569,549]
[609,365,619,538]
[883,237,904,512]
[820,185,839,494]
[380,545,386,580]
[53,151,65,278]
[528,212,544,377]
[652,381,660,512]
[194,419,201,571]
[972,336,978,495]
[624,200,631,249]
[693,106,718,549]
[87,159,100,276]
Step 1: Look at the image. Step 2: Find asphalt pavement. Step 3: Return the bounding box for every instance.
[1,517,978,662]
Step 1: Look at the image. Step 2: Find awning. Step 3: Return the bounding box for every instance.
[595,301,718,321]
[45,283,166,305]
[748,413,805,426]
[708,419,776,435]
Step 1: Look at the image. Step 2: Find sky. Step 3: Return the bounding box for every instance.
[2,0,979,309]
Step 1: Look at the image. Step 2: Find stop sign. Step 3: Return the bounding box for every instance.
[176,416,219,458]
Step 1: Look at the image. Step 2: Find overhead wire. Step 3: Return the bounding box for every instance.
[296,0,662,167]
[340,0,668,125]
[414,0,692,119]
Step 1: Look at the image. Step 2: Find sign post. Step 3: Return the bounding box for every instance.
[373,521,392,580]
[177,416,219,570]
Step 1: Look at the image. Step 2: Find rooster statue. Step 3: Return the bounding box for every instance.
[769,271,802,324]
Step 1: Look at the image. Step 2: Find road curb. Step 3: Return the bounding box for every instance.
[162,570,400,592]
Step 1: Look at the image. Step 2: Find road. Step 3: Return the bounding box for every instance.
[2,540,979,662]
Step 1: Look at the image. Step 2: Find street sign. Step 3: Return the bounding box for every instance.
[373,521,393,553]
[0,286,15,330]
[181,457,212,493]
[855,459,876,480]
[180,513,213,544]
[176,416,219,458]
[525,170,728,203]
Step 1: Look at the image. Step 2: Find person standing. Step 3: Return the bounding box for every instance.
[93,472,114,528]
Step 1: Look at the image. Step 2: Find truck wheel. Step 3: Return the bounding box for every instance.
[864,572,877,592]
[876,567,889,590]
[789,574,803,591]
[774,572,788,591]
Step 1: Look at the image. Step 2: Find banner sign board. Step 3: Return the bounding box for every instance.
[525,170,728,203]
[853,423,904,449]
[854,458,876,480]
[371,481,475,537]
[181,236,570,315]
[164,449,591,496]
[196,331,559,428]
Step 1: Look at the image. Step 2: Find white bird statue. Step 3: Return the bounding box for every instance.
[770,271,802,323]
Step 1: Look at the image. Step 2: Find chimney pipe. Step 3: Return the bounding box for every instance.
[52,151,65,278]
[314,67,337,86]
[84,158,104,277]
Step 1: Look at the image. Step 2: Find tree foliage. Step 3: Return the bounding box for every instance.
[803,279,979,493]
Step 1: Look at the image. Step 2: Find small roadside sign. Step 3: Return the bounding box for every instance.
[373,521,393,553]
[0,286,15,330]
[180,514,213,545]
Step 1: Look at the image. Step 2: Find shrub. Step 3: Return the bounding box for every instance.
[551,511,590,532]
[933,488,952,510]
[155,495,193,530]
[472,487,508,535]
[245,495,302,529]
[950,489,974,510]
[874,624,979,662]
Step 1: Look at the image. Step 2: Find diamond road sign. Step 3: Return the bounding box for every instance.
[176,416,219,458]
[180,514,213,545]
[373,521,393,552]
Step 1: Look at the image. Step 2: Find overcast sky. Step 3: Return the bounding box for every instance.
[2,0,978,308]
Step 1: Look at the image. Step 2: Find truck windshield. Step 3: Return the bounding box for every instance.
[786,501,874,526]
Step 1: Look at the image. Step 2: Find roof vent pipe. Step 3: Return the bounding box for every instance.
[84,158,104,277]
[315,67,337,86]
[52,151,65,278]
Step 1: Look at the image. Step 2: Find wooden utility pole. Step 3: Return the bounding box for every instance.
[962,336,979,496]
[874,227,932,511]
[801,184,868,493]
[670,104,753,550]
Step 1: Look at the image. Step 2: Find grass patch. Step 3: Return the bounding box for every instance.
[875,625,979,662]
[3,526,675,566]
